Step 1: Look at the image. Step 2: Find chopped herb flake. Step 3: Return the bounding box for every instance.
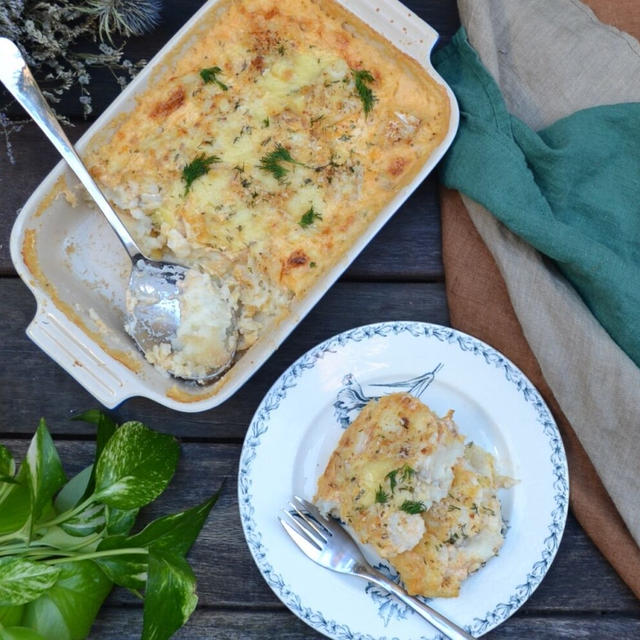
[299,205,322,228]
[446,532,459,545]
[375,486,389,504]
[352,68,377,115]
[262,117,270,128]
[310,261,317,268]
[200,66,228,91]
[400,500,426,515]
[182,153,220,194]
[386,469,398,492]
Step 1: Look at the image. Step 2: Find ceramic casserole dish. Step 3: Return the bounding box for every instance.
[9,0,459,411]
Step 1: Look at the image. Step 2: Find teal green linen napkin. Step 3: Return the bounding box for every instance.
[433,29,640,368]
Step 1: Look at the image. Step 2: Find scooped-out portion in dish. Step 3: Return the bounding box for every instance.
[314,392,514,598]
[84,0,451,380]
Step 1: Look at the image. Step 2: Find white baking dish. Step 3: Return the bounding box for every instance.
[9,0,459,412]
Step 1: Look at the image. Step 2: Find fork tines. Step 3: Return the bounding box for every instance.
[279,496,332,554]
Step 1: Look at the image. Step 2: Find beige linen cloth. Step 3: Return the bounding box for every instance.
[442,0,640,595]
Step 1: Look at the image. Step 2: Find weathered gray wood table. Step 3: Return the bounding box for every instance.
[1,1,639,637]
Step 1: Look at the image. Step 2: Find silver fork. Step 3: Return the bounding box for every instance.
[280,496,474,640]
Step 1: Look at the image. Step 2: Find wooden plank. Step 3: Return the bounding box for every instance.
[0,125,443,280]
[0,279,449,437]
[1,440,638,615]
[89,608,640,639]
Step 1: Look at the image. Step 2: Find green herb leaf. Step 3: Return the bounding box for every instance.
[182,154,221,194]
[400,464,415,482]
[0,484,31,537]
[399,500,427,515]
[72,410,118,503]
[199,66,228,91]
[0,445,15,478]
[374,486,389,504]
[105,506,139,536]
[385,469,398,493]
[94,422,179,510]
[35,525,97,552]
[92,540,148,591]
[258,144,300,181]
[95,489,221,590]
[53,466,93,515]
[0,559,60,607]
[59,502,106,538]
[73,410,117,461]
[17,420,66,528]
[352,69,376,115]
[0,604,24,626]
[21,561,111,640]
[299,206,322,228]
[124,489,222,556]
[142,549,198,640]
[0,625,46,639]
[262,117,269,128]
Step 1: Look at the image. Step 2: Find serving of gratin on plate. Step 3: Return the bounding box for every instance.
[10,0,458,410]
[315,392,515,599]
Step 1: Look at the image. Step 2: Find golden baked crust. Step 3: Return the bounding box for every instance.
[314,393,465,559]
[86,0,450,355]
[315,393,510,598]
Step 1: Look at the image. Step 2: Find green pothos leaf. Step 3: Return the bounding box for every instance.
[0,604,24,626]
[72,410,117,503]
[0,484,30,537]
[21,561,112,640]
[105,506,139,536]
[141,549,198,640]
[59,502,106,538]
[0,445,15,478]
[0,626,46,640]
[93,540,148,591]
[17,420,66,525]
[53,467,92,515]
[94,422,179,510]
[0,559,60,607]
[123,489,222,556]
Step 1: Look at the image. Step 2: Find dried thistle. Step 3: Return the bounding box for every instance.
[81,0,162,42]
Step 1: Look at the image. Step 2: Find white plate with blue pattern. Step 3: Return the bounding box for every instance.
[239,322,569,638]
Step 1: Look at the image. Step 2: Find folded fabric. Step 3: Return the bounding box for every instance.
[433,0,640,564]
[433,29,640,368]
[441,188,640,599]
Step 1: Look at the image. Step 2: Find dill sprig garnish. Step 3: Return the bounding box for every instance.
[352,69,377,115]
[182,153,221,194]
[299,205,322,228]
[259,144,301,181]
[375,486,390,504]
[400,500,427,515]
[200,66,228,91]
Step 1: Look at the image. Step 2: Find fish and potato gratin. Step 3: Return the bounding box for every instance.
[85,0,450,379]
[315,393,513,598]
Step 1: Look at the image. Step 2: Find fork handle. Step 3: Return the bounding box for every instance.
[360,567,475,640]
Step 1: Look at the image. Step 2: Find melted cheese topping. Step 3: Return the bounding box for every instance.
[314,393,512,598]
[86,0,450,367]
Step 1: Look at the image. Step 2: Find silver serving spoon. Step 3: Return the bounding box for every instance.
[0,38,237,382]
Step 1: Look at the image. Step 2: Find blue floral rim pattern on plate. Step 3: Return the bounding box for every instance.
[238,321,569,639]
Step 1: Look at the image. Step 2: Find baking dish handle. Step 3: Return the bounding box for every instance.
[27,309,133,408]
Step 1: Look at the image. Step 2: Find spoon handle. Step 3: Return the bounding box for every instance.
[0,37,143,261]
